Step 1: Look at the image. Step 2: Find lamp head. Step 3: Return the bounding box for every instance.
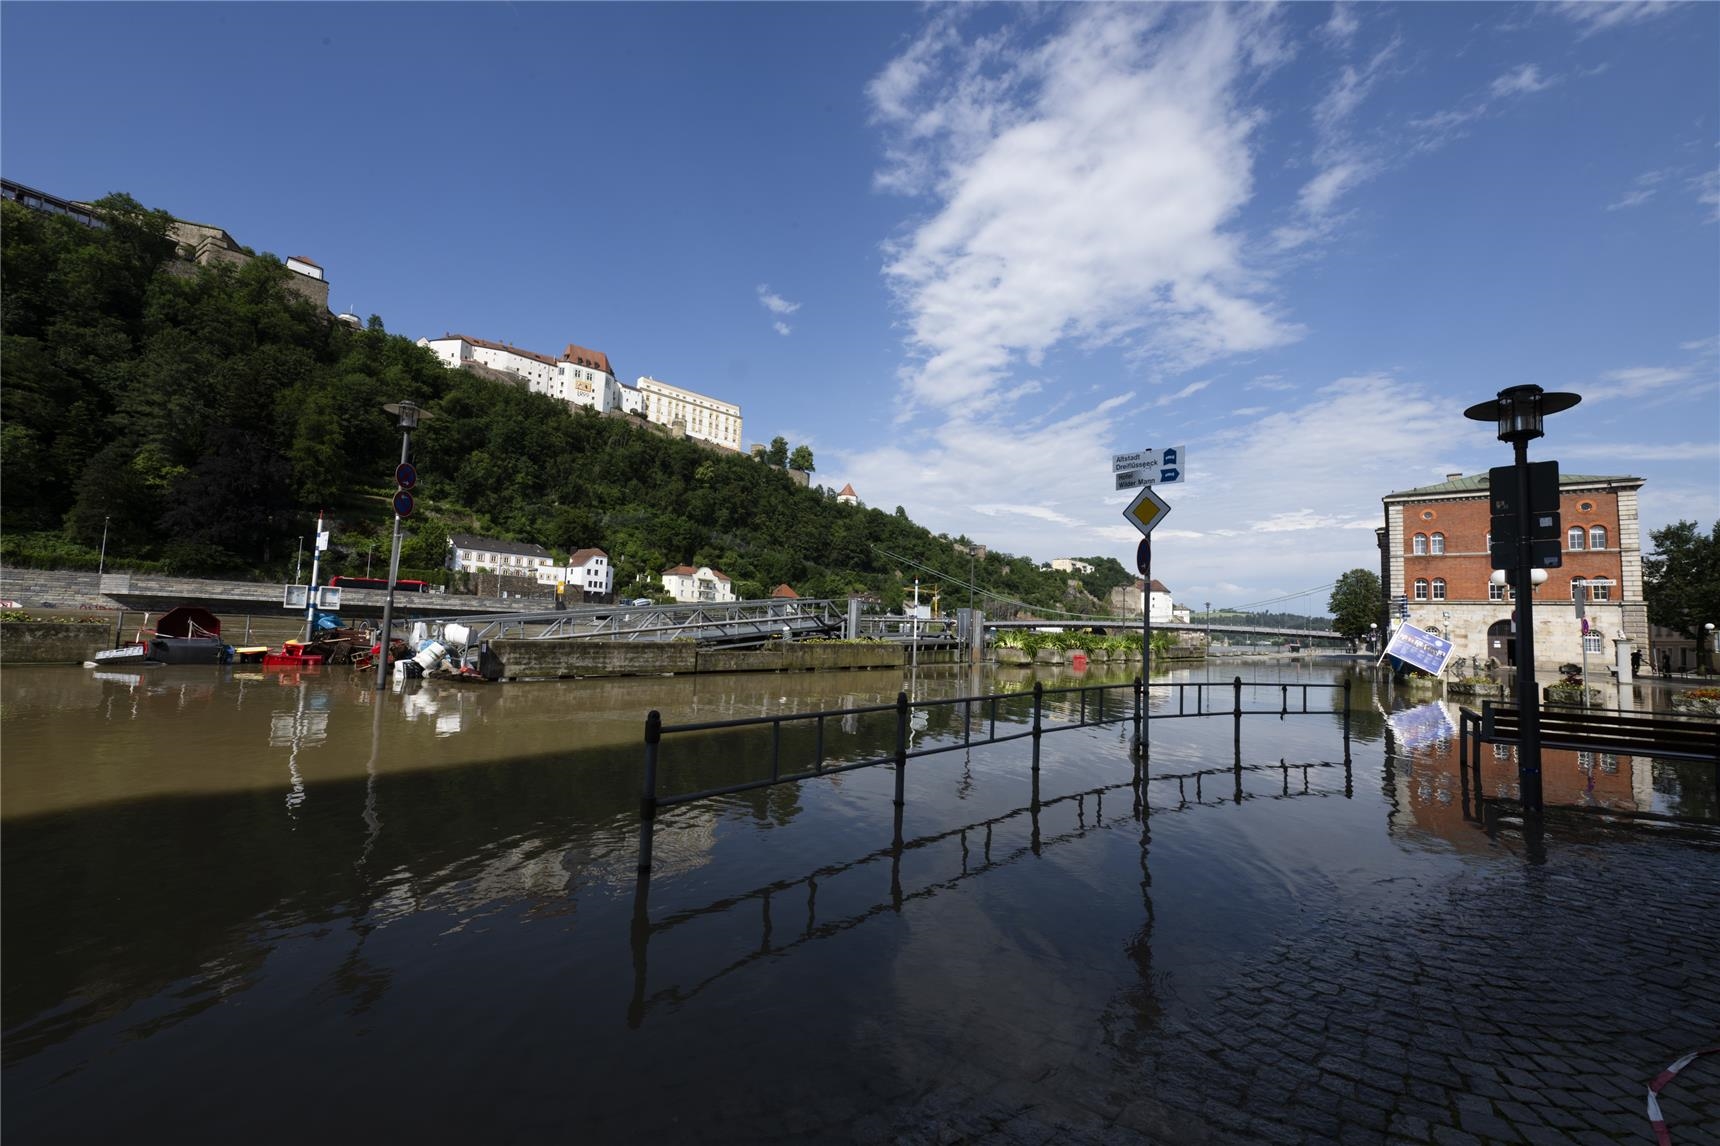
[1463,384,1581,444]
[382,400,431,430]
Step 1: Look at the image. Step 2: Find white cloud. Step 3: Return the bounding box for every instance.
[1321,2,1359,48]
[1560,440,1719,462]
[870,5,1301,415]
[1606,188,1656,211]
[1694,169,1720,223]
[773,321,792,337]
[756,285,801,316]
[1231,405,1267,417]
[1588,365,1694,400]
[1557,1,1685,36]
[1154,379,1211,408]
[1247,374,1295,391]
[1489,64,1554,98]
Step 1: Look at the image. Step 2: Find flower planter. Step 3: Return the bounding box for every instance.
[995,647,1030,666]
[1033,647,1063,665]
[1446,682,1504,701]
[1543,685,1603,707]
[1669,694,1720,717]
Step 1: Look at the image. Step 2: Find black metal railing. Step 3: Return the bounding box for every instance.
[637,675,1352,870]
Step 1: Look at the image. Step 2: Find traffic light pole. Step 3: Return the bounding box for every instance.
[1512,437,1543,813]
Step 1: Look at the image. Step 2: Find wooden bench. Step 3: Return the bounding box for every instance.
[1479,702,1718,764]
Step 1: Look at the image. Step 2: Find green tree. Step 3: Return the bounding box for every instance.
[765,436,789,467]
[788,444,814,472]
[1643,520,1720,672]
[1327,568,1382,648]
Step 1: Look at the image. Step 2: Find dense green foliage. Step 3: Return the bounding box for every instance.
[1643,520,1719,671]
[0,193,1138,614]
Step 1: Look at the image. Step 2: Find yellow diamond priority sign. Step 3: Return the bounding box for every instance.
[1123,484,1171,537]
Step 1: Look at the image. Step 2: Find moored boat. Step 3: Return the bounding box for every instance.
[84,606,231,668]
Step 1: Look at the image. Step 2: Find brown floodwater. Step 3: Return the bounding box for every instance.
[2,659,1711,1143]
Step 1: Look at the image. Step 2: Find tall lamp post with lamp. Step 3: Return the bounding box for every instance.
[1464,384,1580,814]
[375,400,430,690]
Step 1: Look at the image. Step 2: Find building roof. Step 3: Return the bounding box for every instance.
[837,482,858,497]
[1131,579,1171,594]
[448,533,553,559]
[560,343,614,375]
[286,255,322,269]
[438,333,559,368]
[771,584,799,598]
[567,547,608,566]
[661,564,731,582]
[1383,472,1643,500]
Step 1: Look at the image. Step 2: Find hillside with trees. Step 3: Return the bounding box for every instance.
[1,192,1133,616]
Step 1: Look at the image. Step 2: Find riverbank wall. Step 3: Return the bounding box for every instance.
[488,639,935,680]
[1,622,115,664]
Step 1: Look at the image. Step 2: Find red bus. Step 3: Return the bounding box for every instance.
[328,576,432,593]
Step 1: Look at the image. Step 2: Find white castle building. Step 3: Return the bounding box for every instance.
[418,334,621,414]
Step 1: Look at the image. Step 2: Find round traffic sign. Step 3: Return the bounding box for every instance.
[395,462,417,490]
[1136,538,1152,576]
[393,490,415,518]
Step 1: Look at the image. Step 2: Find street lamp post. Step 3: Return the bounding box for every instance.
[1369,621,1378,654]
[1464,384,1581,814]
[1707,622,1717,675]
[375,401,427,690]
[97,516,110,579]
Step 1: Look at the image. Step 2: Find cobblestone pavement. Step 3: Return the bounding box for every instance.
[850,822,1720,1145]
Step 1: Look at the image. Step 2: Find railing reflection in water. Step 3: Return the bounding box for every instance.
[626,676,1355,1027]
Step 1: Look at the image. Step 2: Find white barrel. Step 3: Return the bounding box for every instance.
[413,641,446,669]
[443,623,471,650]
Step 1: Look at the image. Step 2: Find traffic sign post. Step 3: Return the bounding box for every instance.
[1117,453,1181,759]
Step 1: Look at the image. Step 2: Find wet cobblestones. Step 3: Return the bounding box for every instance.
[861,829,1720,1144]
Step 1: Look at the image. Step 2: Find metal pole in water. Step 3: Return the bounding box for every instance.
[638,710,661,872]
[894,691,908,808]
[1032,680,1044,742]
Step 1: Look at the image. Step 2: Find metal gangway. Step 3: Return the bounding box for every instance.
[426,597,846,649]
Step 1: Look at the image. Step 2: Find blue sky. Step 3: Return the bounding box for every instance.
[4,2,1716,610]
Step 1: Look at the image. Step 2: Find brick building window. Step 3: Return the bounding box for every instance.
[1431,532,1445,555]
[1413,533,1427,555]
[1567,527,1584,551]
[1432,578,1447,601]
[1591,579,1611,602]
[1414,578,1429,600]
[1589,525,1607,550]
[1488,582,1505,602]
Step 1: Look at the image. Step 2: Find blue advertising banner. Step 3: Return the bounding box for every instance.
[1387,701,1457,751]
[1384,622,1454,676]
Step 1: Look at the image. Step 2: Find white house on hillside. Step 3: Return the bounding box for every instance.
[636,376,742,451]
[1109,578,1175,622]
[448,533,556,579]
[564,548,613,598]
[419,334,621,414]
[1050,558,1094,574]
[661,565,735,604]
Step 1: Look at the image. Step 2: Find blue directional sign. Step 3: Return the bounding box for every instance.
[1384,622,1454,676]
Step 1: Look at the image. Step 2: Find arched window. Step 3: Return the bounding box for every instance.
[1414,578,1429,600]
[1413,533,1427,555]
[1589,525,1607,550]
[1590,578,1612,602]
[1567,527,1584,551]
[1571,578,1587,601]
[1431,578,1447,600]
[1431,532,1446,555]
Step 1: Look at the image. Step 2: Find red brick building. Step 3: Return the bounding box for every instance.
[1377,472,1647,671]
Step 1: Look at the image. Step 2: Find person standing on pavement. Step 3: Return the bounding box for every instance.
[1661,650,1672,677]
[1631,648,1643,677]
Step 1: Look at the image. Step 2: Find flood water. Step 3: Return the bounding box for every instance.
[3,659,1714,1142]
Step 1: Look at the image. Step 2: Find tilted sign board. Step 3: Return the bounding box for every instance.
[1383,621,1455,677]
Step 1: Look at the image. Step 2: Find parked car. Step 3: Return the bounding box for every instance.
[632,598,653,607]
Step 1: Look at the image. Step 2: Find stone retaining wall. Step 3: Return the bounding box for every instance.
[488,640,908,680]
[0,622,115,665]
